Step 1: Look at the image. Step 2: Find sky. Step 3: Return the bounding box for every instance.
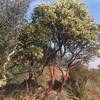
[26,0,100,69]
[86,0,100,23]
[26,0,55,21]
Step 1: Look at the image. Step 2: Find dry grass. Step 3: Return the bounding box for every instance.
[0,67,100,100]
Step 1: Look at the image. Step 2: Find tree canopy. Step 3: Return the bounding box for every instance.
[5,0,98,81]
[17,0,97,64]
[0,0,100,100]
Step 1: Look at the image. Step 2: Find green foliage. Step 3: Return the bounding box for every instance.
[4,0,99,83]
[32,0,98,66]
[33,0,97,42]
[0,0,31,66]
[0,35,7,64]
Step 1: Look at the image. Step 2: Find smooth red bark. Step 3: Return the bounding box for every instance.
[42,64,56,100]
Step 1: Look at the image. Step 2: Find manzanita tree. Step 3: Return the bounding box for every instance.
[32,0,98,99]
[5,0,98,99]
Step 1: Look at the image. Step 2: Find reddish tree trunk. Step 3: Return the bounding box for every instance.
[28,94,32,100]
[55,69,69,100]
[42,64,56,100]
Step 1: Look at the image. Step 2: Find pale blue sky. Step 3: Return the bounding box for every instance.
[89,57,100,69]
[26,0,55,21]
[26,0,100,69]
[86,0,100,23]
